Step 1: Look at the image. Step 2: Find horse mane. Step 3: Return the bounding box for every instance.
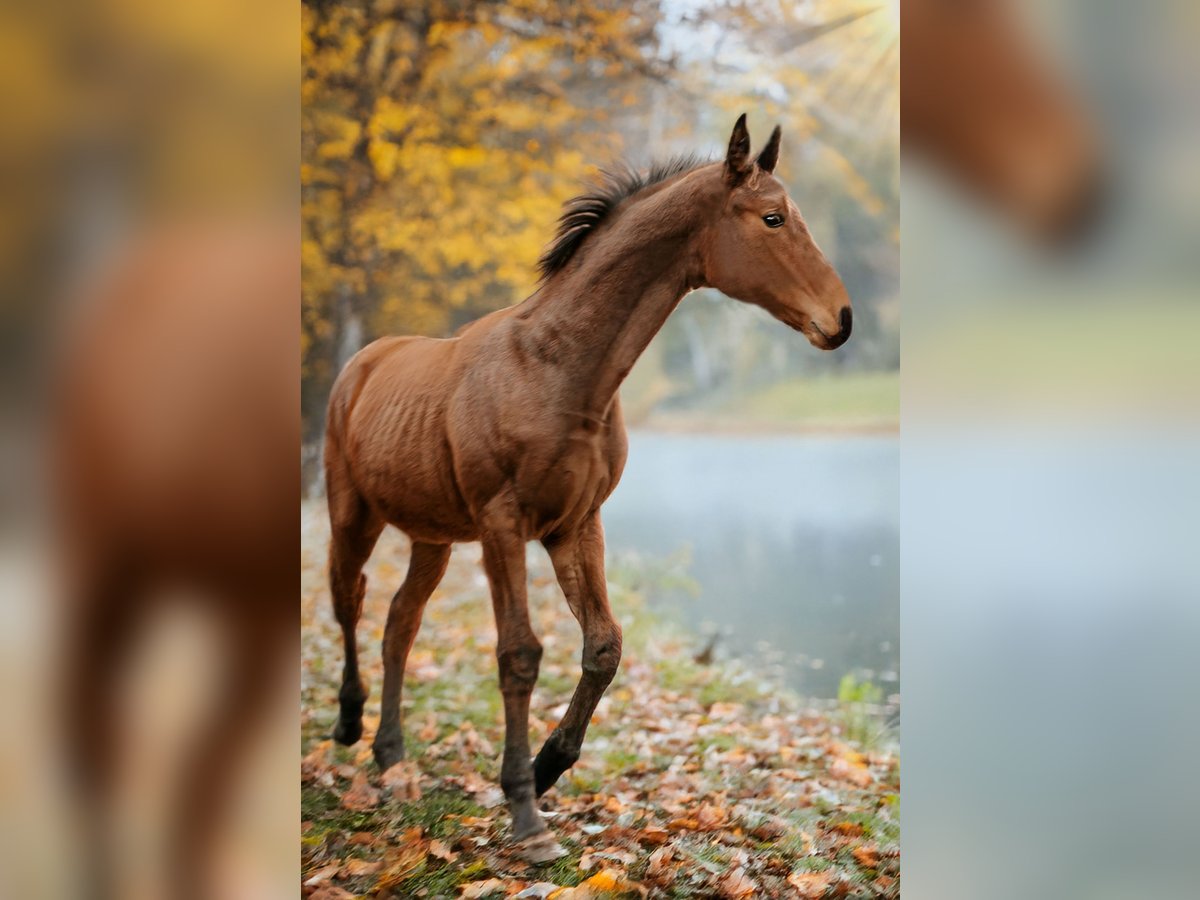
[537,154,710,280]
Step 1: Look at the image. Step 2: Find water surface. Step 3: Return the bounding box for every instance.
[602,431,899,699]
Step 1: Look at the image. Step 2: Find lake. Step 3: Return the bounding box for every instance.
[601,431,899,700]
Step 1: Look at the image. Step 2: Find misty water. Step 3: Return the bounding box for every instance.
[601,431,899,700]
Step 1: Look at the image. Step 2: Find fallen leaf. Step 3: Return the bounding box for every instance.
[303,863,339,887]
[340,857,382,878]
[428,838,456,862]
[696,802,727,830]
[645,846,673,880]
[374,835,428,889]
[380,760,422,801]
[309,887,355,900]
[460,878,507,898]
[640,824,670,845]
[787,870,834,898]
[340,771,381,811]
[301,741,330,783]
[852,845,880,869]
[717,866,757,899]
[573,868,637,896]
[829,757,873,787]
[515,884,562,899]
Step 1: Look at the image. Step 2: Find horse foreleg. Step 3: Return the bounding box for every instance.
[479,503,564,862]
[535,511,622,796]
[373,541,451,771]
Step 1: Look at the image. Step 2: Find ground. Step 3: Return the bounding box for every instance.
[300,504,899,899]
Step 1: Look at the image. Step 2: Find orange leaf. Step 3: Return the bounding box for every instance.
[460,878,507,898]
[717,866,757,898]
[380,760,422,801]
[301,741,330,783]
[340,857,382,878]
[640,824,670,845]
[309,887,355,900]
[696,803,727,830]
[829,757,873,787]
[852,845,880,869]
[787,870,834,898]
[340,771,380,811]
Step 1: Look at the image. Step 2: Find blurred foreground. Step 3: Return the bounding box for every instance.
[0,1,297,898]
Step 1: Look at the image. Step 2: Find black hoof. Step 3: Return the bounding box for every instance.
[533,738,579,797]
[333,701,364,745]
[333,716,362,746]
[373,737,404,772]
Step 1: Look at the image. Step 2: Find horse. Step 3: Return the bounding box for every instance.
[54,222,298,899]
[323,115,852,860]
[901,0,1101,241]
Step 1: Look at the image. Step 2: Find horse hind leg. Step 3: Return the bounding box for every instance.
[168,606,284,900]
[326,458,384,746]
[373,541,451,771]
[61,559,147,900]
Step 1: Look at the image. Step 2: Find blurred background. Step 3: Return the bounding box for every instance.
[301,0,901,702]
[902,0,1200,898]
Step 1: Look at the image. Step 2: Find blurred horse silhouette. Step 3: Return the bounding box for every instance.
[323,115,852,861]
[54,223,297,900]
[902,0,1102,241]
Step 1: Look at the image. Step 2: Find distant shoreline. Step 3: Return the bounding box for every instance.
[629,415,900,437]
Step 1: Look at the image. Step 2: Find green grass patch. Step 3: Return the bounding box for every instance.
[734,371,899,428]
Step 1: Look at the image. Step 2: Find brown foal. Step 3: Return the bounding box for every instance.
[324,115,851,859]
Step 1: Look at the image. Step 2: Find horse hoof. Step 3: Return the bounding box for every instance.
[332,716,363,746]
[372,739,404,772]
[533,741,577,796]
[513,831,568,865]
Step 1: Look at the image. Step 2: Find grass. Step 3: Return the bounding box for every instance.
[735,371,899,429]
[640,370,899,433]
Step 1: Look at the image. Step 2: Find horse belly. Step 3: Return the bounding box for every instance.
[346,383,477,542]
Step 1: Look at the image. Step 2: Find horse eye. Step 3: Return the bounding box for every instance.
[763,213,785,228]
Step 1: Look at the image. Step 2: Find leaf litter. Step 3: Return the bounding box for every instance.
[301,505,898,898]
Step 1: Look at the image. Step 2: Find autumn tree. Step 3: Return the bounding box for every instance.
[301,0,670,439]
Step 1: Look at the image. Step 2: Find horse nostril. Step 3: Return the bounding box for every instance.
[838,306,852,337]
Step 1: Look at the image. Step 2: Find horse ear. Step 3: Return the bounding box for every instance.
[724,113,752,184]
[756,125,782,174]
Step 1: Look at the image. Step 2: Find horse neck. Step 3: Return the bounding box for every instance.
[517,172,716,420]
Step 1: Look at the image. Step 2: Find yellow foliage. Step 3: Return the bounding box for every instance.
[301,0,660,425]
[316,117,361,161]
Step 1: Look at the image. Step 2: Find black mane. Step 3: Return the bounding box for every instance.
[537,154,709,280]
